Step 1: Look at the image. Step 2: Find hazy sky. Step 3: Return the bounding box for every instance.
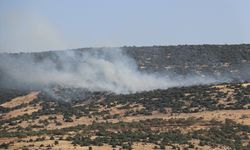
[0,0,250,52]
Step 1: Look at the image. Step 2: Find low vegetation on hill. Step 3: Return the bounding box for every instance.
[0,82,249,149]
[0,44,250,149]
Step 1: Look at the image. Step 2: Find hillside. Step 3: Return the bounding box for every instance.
[0,44,250,89]
[0,44,250,149]
[0,82,250,149]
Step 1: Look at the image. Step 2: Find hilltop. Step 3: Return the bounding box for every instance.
[0,44,250,89]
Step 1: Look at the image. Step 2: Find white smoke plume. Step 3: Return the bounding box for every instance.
[0,48,226,94]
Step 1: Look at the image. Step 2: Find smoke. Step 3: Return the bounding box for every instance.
[0,48,226,94]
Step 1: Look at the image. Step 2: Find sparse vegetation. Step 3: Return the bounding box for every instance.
[0,45,250,149]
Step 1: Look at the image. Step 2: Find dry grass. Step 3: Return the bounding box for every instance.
[7,114,95,130]
[47,115,94,129]
[1,83,249,149]
[212,85,234,93]
[122,109,250,125]
[242,83,250,87]
[2,104,42,119]
[189,139,230,150]
[132,142,157,150]
[8,140,84,150]
[8,109,250,131]
[0,91,39,108]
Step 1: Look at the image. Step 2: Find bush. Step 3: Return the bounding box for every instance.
[54,140,59,145]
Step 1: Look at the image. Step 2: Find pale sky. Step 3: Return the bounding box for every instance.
[0,0,250,52]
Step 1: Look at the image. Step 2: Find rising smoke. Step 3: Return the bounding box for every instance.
[0,48,226,94]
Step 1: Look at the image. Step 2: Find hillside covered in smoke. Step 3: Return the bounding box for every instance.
[1,44,250,149]
[0,44,249,94]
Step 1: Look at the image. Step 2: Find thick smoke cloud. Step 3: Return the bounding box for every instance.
[0,48,226,94]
